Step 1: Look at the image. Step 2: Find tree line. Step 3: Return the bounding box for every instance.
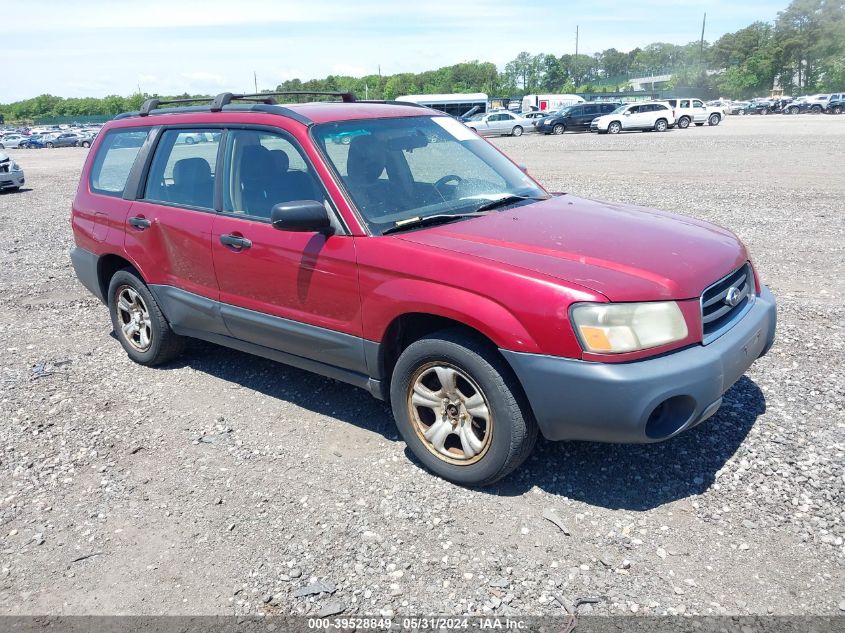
[2,0,842,123]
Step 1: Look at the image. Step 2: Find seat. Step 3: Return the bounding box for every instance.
[170,157,214,208]
[238,145,277,217]
[346,135,390,216]
[268,149,320,202]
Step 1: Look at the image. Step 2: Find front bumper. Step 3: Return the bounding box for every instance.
[0,171,24,189]
[502,287,776,443]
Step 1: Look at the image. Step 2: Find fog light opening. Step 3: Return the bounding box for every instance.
[645,395,697,440]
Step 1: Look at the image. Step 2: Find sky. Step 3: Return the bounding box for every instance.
[3,0,786,102]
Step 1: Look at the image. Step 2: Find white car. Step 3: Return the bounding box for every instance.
[590,102,676,134]
[664,98,723,129]
[0,152,25,192]
[0,134,27,149]
[464,111,533,137]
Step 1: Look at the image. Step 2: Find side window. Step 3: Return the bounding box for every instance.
[692,100,703,108]
[89,128,150,197]
[627,105,640,114]
[568,106,582,116]
[583,105,599,116]
[680,100,691,108]
[601,104,615,113]
[143,130,220,210]
[222,129,323,220]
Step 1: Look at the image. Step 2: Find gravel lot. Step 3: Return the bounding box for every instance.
[0,115,842,618]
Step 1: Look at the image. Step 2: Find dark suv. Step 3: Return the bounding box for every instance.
[70,91,776,486]
[536,102,622,134]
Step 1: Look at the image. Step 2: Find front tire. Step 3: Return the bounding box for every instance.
[46,142,54,148]
[834,106,843,115]
[82,141,91,148]
[607,121,622,134]
[108,269,185,366]
[390,330,537,486]
[811,105,822,114]
[511,126,523,137]
[552,123,564,135]
[185,136,196,145]
[790,106,800,114]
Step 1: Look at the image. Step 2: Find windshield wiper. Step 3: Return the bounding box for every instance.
[381,212,489,235]
[470,194,548,214]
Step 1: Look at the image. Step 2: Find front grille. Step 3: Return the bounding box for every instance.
[700,263,755,343]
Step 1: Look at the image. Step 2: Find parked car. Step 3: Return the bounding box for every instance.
[782,100,815,115]
[0,134,27,149]
[46,133,85,148]
[663,98,722,128]
[737,101,776,115]
[464,110,532,136]
[591,102,676,134]
[825,99,845,114]
[0,152,25,192]
[522,111,548,125]
[19,135,46,149]
[536,102,622,134]
[801,93,843,113]
[727,101,750,115]
[69,92,776,486]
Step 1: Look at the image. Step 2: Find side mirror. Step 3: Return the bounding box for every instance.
[623,111,631,116]
[271,201,333,233]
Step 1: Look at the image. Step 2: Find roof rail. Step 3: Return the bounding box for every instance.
[137,91,358,117]
[139,97,211,117]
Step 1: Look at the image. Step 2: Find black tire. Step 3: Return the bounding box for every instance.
[82,141,91,148]
[654,118,668,132]
[511,125,523,137]
[835,106,843,115]
[607,121,622,134]
[811,105,822,114]
[389,329,538,486]
[761,109,768,115]
[108,269,185,366]
[708,113,721,126]
[46,142,54,148]
[552,123,564,135]
[790,106,800,114]
[738,110,746,116]
[677,116,690,129]
[185,136,196,145]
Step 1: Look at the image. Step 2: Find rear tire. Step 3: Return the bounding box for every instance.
[46,142,54,148]
[654,118,668,132]
[708,113,721,126]
[108,269,185,366]
[511,126,523,137]
[389,329,537,486]
[677,116,690,129]
[834,106,843,115]
[790,106,800,114]
[82,141,91,148]
[185,136,196,145]
[811,105,822,114]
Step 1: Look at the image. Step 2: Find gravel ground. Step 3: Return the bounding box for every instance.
[0,116,842,617]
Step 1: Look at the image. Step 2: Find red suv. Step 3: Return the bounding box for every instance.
[70,92,776,486]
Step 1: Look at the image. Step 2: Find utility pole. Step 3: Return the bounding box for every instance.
[699,13,707,72]
[254,71,258,93]
[575,24,579,87]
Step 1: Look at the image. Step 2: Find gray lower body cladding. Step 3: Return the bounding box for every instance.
[502,287,776,443]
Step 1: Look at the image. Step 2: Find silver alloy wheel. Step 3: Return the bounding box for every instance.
[115,285,153,352]
[407,362,493,465]
[512,126,523,137]
[656,119,667,132]
[608,121,621,134]
[553,124,564,135]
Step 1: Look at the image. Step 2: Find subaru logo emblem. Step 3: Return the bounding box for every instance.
[724,286,742,307]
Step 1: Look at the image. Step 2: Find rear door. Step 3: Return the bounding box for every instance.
[210,127,364,372]
[124,128,223,332]
[576,104,599,129]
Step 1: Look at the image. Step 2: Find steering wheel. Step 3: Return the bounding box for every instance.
[434,174,463,194]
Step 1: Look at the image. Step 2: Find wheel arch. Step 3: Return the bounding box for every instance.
[97,252,144,301]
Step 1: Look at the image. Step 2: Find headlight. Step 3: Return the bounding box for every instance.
[571,301,688,354]
[11,162,21,172]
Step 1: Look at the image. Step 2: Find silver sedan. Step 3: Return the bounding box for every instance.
[464,111,533,137]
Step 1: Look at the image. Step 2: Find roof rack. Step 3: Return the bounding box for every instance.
[138,91,358,117]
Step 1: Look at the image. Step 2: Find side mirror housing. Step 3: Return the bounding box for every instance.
[271,201,333,233]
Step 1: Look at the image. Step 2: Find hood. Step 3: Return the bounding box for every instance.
[398,195,747,302]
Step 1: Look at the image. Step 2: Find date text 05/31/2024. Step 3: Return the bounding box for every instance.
[307,617,529,630]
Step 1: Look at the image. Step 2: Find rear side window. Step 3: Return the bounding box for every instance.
[143,130,221,210]
[89,128,150,197]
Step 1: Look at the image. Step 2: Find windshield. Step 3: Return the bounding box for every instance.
[312,116,548,235]
[611,105,628,114]
[556,106,572,116]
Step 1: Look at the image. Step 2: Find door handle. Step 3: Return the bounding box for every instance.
[128,216,151,230]
[220,234,252,250]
